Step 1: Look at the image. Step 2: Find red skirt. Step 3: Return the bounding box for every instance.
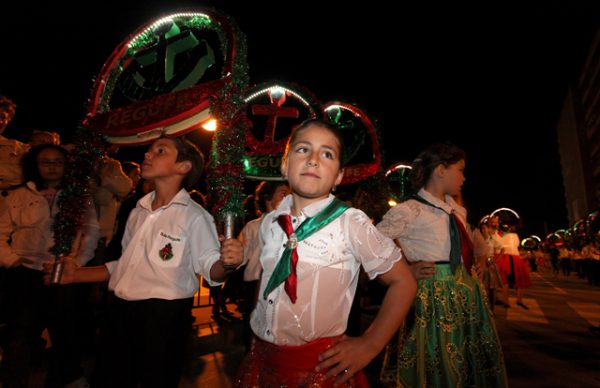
[234,335,370,387]
[496,254,531,288]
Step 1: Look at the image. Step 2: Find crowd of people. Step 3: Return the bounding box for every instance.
[0,95,598,388]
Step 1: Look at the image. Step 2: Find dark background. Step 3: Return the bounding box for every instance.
[2,1,599,235]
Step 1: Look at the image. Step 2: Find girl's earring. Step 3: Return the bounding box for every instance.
[332,186,337,193]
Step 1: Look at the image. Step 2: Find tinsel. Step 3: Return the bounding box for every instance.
[206,11,250,220]
[51,125,107,255]
[92,9,249,222]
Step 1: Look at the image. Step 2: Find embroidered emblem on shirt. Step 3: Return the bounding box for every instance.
[160,232,181,242]
[159,243,174,261]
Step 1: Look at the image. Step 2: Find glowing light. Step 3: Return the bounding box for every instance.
[128,13,211,48]
[385,164,412,176]
[490,207,520,220]
[388,199,397,207]
[531,235,542,242]
[269,86,285,100]
[324,104,363,119]
[201,119,217,131]
[478,215,490,225]
[244,85,311,106]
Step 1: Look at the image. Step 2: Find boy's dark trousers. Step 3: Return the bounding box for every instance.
[93,295,193,388]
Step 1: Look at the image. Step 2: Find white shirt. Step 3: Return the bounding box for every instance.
[251,194,402,346]
[491,232,520,256]
[376,188,468,263]
[239,215,263,281]
[473,229,503,260]
[106,189,221,301]
[0,182,99,269]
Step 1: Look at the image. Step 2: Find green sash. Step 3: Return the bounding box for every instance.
[411,194,461,273]
[263,198,350,300]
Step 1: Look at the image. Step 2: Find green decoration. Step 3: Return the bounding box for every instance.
[51,126,107,256]
[205,12,249,221]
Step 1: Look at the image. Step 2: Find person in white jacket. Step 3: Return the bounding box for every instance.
[0,144,99,387]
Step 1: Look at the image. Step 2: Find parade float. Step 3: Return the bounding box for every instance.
[53,8,389,253]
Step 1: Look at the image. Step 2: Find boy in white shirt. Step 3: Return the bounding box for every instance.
[45,137,243,387]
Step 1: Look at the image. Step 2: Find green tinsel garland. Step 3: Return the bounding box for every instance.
[50,126,107,255]
[206,12,249,220]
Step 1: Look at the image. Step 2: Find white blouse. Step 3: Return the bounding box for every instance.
[376,188,468,263]
[239,216,263,281]
[251,194,402,346]
[492,232,521,256]
[473,228,505,262]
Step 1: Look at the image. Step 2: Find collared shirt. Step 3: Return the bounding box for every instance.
[376,188,468,263]
[473,229,503,260]
[491,231,520,256]
[239,215,263,281]
[106,189,221,301]
[251,194,402,346]
[0,182,99,269]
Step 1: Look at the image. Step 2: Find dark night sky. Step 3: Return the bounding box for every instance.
[2,1,599,236]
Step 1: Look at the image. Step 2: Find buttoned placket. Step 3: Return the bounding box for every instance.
[265,211,305,340]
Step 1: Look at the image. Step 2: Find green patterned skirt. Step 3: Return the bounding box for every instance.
[380,264,508,388]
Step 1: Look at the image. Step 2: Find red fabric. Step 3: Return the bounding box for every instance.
[235,336,370,387]
[278,214,299,303]
[453,214,474,272]
[495,254,532,288]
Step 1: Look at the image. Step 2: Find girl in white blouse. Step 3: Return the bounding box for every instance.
[377,143,508,388]
[235,119,416,387]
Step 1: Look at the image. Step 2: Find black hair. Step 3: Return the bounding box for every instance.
[165,136,204,190]
[254,180,289,214]
[121,161,140,176]
[408,143,465,193]
[283,118,346,168]
[22,144,69,190]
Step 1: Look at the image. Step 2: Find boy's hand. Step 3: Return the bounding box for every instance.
[218,236,243,268]
[42,256,78,285]
[316,335,378,386]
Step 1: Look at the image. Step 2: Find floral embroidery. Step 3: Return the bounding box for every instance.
[159,243,174,261]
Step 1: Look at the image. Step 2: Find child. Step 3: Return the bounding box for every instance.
[44,137,243,387]
[0,144,99,387]
[240,180,290,283]
[377,143,508,387]
[238,180,290,349]
[473,215,504,308]
[491,218,531,309]
[235,119,416,387]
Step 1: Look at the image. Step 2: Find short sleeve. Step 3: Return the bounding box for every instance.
[189,212,222,286]
[376,200,420,240]
[345,209,403,280]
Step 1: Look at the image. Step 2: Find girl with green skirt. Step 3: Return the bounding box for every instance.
[377,143,508,387]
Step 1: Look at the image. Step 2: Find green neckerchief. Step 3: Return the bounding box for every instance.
[263,198,350,300]
[411,194,461,273]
